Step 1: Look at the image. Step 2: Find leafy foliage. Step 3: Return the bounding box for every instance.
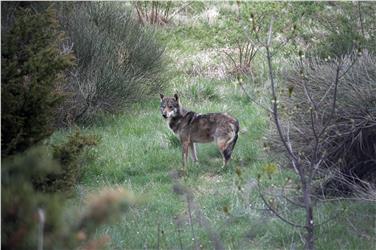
[34,131,98,192]
[2,145,136,250]
[2,147,66,250]
[312,2,376,58]
[1,6,74,156]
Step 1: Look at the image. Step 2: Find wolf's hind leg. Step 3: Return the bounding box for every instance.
[216,137,230,168]
[222,145,232,166]
[217,132,238,168]
[223,131,238,166]
[190,143,198,162]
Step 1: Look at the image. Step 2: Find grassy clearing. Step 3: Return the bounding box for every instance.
[52,2,376,249]
[59,83,375,250]
[57,85,271,249]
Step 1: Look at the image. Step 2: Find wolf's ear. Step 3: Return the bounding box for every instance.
[174,93,179,101]
[160,93,164,100]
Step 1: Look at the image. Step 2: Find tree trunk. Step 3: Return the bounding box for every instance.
[303,179,315,250]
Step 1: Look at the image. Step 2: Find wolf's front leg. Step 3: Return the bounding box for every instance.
[190,143,198,162]
[182,141,190,167]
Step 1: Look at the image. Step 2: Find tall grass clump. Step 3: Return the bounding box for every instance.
[185,81,220,101]
[58,2,166,124]
[274,52,376,194]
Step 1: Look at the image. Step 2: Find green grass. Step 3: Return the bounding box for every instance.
[67,94,271,249]
[53,3,376,249]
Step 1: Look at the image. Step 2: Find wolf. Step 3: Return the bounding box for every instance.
[160,93,239,168]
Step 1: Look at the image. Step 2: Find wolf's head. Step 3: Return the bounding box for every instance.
[160,93,180,119]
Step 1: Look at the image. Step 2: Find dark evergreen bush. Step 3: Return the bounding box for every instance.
[1,147,67,249]
[1,6,74,156]
[33,131,98,192]
[2,146,134,250]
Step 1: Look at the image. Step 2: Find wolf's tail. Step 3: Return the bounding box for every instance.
[223,120,239,161]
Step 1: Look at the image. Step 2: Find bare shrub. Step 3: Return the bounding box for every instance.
[222,13,265,80]
[222,41,258,78]
[273,51,376,194]
[132,1,193,26]
[133,1,172,26]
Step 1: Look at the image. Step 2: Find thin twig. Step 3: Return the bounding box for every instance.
[175,222,184,250]
[238,81,273,113]
[167,2,192,22]
[157,222,160,250]
[186,195,200,250]
[38,208,45,250]
[357,2,365,38]
[258,181,305,228]
[266,16,298,163]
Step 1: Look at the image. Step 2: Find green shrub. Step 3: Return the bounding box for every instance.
[2,146,135,250]
[1,6,74,156]
[308,2,376,58]
[1,147,67,249]
[34,131,98,192]
[58,2,166,123]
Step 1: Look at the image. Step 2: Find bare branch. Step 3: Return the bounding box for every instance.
[266,16,274,47]
[167,2,193,22]
[266,18,298,163]
[357,2,366,38]
[258,182,305,228]
[238,81,273,113]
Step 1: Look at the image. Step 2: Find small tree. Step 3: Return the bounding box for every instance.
[257,17,363,250]
[1,6,74,156]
